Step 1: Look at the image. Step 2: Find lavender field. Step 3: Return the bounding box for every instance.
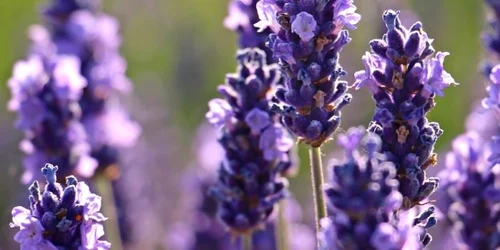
[0,0,494,249]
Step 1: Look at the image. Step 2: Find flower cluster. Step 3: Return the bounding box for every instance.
[319,127,433,249]
[10,163,110,249]
[257,0,360,147]
[168,123,313,250]
[481,1,500,116]
[355,10,457,209]
[39,0,140,177]
[437,132,500,249]
[206,48,294,233]
[8,49,97,183]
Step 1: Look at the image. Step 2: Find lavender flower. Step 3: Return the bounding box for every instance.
[437,132,500,249]
[8,53,97,183]
[258,0,360,147]
[10,163,110,249]
[355,10,457,209]
[319,127,431,249]
[225,0,276,61]
[34,0,140,177]
[483,0,500,58]
[483,65,500,112]
[167,123,313,250]
[206,48,294,234]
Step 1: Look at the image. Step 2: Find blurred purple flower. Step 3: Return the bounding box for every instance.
[333,0,362,33]
[483,0,500,58]
[10,163,110,249]
[37,0,140,176]
[254,0,280,33]
[319,127,430,249]
[8,53,97,183]
[483,65,500,110]
[166,123,312,249]
[206,99,234,128]
[437,132,500,249]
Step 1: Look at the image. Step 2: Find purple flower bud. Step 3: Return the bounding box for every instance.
[333,0,361,34]
[255,0,280,33]
[225,0,276,62]
[206,99,234,128]
[291,12,317,42]
[245,108,272,134]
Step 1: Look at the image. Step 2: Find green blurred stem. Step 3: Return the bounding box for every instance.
[242,234,252,250]
[277,200,289,250]
[95,175,123,250]
[309,147,327,242]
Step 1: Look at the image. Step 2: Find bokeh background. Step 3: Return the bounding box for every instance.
[0,0,487,249]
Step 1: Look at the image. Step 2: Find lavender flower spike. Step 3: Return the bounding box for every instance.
[206,48,294,234]
[319,127,429,249]
[437,132,500,249]
[34,0,141,178]
[10,163,111,249]
[258,0,360,147]
[166,124,312,250]
[356,10,457,209]
[8,53,97,183]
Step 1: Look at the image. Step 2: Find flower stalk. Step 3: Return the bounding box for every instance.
[277,200,289,250]
[309,146,327,236]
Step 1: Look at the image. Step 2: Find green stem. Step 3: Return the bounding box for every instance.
[277,200,289,250]
[94,175,123,250]
[242,234,253,250]
[309,147,327,243]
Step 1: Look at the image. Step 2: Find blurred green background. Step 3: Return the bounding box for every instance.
[0,0,486,249]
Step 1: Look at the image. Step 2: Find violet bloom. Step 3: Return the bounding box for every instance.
[483,0,500,57]
[437,132,500,249]
[225,0,276,62]
[319,127,432,249]
[259,0,360,147]
[10,163,110,249]
[8,53,97,183]
[33,0,140,178]
[355,10,457,209]
[483,64,500,111]
[206,48,294,234]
